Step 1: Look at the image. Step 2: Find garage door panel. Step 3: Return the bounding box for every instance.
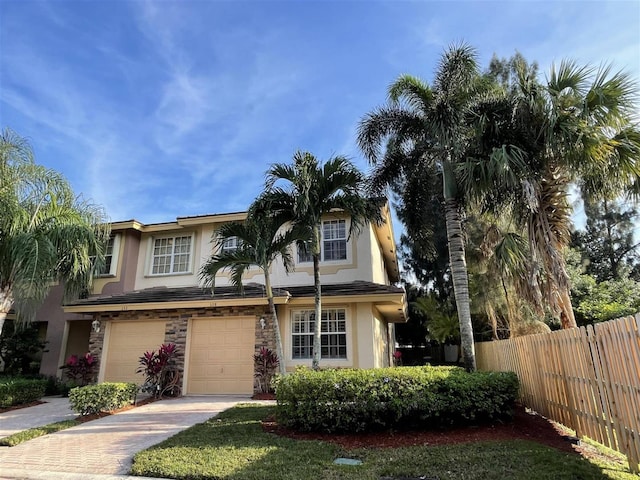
[104,320,166,384]
[187,317,255,394]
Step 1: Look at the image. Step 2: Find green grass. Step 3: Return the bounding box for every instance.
[131,404,637,480]
[0,420,81,446]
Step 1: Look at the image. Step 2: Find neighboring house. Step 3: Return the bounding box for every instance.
[38,205,407,394]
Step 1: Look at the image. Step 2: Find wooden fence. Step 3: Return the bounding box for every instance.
[475,314,640,473]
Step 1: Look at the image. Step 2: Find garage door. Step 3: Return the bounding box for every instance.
[187,317,255,394]
[103,320,166,384]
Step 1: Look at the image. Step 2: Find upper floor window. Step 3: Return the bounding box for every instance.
[297,219,347,263]
[96,234,120,277]
[297,242,313,263]
[323,219,347,261]
[150,235,192,275]
[221,236,240,254]
[291,308,347,360]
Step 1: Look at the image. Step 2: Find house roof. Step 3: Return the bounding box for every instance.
[63,281,407,322]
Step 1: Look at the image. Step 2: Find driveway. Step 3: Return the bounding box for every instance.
[0,396,257,479]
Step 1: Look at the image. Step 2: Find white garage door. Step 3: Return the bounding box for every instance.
[187,317,255,394]
[103,320,166,384]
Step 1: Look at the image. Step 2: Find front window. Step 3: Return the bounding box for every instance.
[221,236,240,254]
[323,219,347,261]
[151,235,192,275]
[96,235,120,276]
[292,308,347,359]
[296,219,348,263]
[297,242,313,263]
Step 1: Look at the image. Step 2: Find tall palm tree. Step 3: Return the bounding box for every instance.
[0,129,110,335]
[261,151,382,369]
[357,44,481,371]
[199,205,304,375]
[462,58,640,328]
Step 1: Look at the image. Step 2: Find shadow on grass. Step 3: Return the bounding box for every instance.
[131,404,632,480]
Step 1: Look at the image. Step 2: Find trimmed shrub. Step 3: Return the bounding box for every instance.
[68,382,138,416]
[276,366,519,433]
[0,377,47,407]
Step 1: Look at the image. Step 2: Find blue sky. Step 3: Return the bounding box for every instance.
[1,0,639,226]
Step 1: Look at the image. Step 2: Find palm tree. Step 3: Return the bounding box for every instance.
[462,58,640,328]
[199,205,304,375]
[261,151,382,369]
[0,128,110,336]
[357,44,482,371]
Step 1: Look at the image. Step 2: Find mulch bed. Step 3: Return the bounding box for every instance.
[0,400,45,413]
[262,405,579,454]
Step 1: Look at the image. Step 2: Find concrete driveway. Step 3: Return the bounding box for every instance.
[0,396,258,479]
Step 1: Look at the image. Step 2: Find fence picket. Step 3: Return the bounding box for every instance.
[476,314,640,474]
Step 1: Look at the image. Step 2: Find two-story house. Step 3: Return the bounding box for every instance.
[43,205,406,395]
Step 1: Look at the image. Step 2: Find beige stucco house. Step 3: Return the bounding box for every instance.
[49,205,406,394]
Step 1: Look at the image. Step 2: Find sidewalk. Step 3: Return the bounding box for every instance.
[0,397,76,438]
[0,396,253,478]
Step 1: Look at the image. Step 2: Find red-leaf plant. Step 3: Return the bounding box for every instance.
[60,352,98,386]
[136,343,179,397]
[254,347,280,394]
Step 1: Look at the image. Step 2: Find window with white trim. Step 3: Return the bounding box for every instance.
[291,308,347,359]
[296,219,348,263]
[96,234,120,277]
[150,235,192,275]
[323,219,347,261]
[221,236,240,254]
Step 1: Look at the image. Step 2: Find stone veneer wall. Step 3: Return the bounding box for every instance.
[88,304,276,392]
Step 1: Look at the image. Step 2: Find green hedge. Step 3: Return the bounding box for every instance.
[68,382,138,416]
[276,366,519,433]
[0,378,47,407]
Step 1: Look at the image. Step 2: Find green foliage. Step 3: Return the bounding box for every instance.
[276,366,518,433]
[0,420,80,446]
[132,404,628,480]
[0,377,46,407]
[413,295,460,344]
[572,199,639,282]
[0,128,110,331]
[0,321,47,375]
[567,248,640,324]
[68,382,137,415]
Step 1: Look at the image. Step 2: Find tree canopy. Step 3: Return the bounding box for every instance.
[0,129,110,335]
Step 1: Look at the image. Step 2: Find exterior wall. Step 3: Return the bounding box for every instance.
[372,309,390,368]
[63,320,92,361]
[90,305,273,392]
[37,286,89,377]
[132,215,383,291]
[94,230,141,295]
[369,227,389,285]
[37,228,141,377]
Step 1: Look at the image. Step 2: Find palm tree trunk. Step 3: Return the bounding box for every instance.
[444,198,476,371]
[264,270,286,376]
[0,287,13,337]
[311,224,322,370]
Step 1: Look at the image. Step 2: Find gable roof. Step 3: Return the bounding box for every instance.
[63,281,407,322]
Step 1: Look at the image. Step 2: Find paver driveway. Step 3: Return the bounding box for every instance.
[0,396,253,478]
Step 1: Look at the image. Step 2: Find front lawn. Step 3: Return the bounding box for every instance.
[0,420,81,446]
[131,404,634,480]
